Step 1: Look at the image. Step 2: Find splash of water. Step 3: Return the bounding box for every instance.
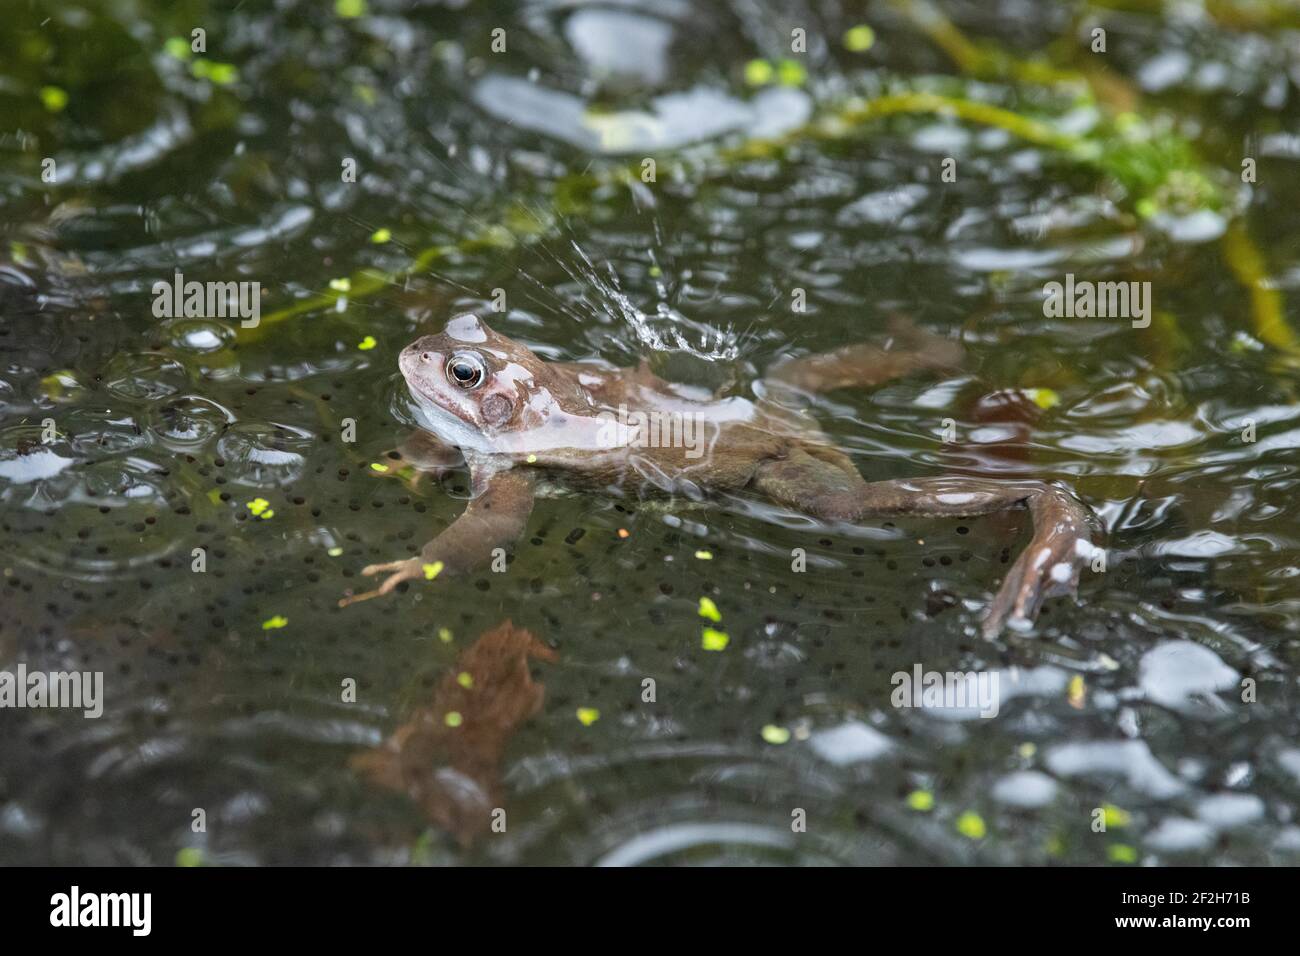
[554,238,740,362]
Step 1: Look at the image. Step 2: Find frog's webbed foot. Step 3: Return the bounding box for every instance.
[983,512,1087,638]
[338,558,426,608]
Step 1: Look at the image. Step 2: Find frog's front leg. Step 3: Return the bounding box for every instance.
[339,467,535,607]
[752,451,1096,636]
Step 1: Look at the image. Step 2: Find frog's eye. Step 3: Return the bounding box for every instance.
[446,352,486,389]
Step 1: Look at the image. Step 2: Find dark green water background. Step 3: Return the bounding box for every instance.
[1,0,1298,864]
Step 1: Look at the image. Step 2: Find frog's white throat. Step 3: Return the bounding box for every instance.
[409,391,498,454]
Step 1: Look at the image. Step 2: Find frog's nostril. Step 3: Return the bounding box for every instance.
[420,352,432,363]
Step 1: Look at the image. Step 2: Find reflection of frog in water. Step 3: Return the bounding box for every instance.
[341,314,1096,637]
[352,620,555,847]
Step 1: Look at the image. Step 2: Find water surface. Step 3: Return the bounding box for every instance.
[1,0,1298,865]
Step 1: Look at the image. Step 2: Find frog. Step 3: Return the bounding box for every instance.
[339,313,1097,637]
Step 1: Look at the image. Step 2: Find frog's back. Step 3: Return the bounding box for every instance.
[536,358,850,496]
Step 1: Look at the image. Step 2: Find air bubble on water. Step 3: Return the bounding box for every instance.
[160,318,234,354]
[215,422,314,487]
[146,396,235,450]
[102,352,188,402]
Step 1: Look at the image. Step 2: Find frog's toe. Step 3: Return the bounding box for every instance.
[982,538,1084,638]
[360,558,419,577]
[338,557,423,608]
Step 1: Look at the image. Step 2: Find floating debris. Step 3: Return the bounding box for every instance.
[1067,674,1086,709]
[1025,387,1061,410]
[697,596,722,622]
[907,790,935,812]
[701,627,730,651]
[164,37,191,60]
[1102,804,1132,829]
[844,25,876,52]
[355,622,557,846]
[175,847,205,867]
[743,60,774,87]
[956,810,987,839]
[40,86,68,112]
[246,497,274,520]
[190,60,239,85]
[761,724,791,745]
[1107,844,1137,864]
[776,60,807,87]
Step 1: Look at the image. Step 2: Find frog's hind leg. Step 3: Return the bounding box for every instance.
[751,446,869,515]
[765,318,962,394]
[750,449,1095,637]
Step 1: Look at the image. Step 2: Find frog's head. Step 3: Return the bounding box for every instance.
[399,313,578,451]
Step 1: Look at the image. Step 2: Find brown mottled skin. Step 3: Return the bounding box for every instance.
[341,314,1097,636]
[351,620,556,846]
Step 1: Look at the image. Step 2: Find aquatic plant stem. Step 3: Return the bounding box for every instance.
[894,0,1299,361]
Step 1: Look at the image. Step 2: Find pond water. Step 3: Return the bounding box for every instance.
[1,0,1298,865]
